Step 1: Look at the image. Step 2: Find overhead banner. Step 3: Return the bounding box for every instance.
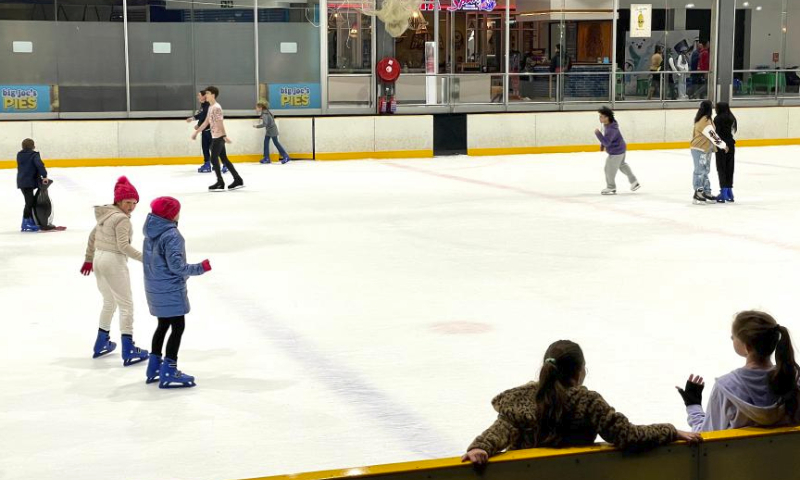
[268,83,321,110]
[630,4,652,38]
[1,85,52,113]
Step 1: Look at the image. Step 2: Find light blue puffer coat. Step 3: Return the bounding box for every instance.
[142,213,205,317]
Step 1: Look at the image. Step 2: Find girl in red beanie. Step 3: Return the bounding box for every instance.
[80,176,149,366]
[143,196,211,388]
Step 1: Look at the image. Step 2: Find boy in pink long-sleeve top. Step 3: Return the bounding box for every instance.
[192,86,244,191]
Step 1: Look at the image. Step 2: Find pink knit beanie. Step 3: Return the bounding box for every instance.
[150,196,181,221]
[114,176,139,204]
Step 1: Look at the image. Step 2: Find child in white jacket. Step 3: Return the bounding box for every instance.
[677,310,800,432]
[81,176,149,366]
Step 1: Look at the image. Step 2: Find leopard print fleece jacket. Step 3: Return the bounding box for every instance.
[468,382,678,455]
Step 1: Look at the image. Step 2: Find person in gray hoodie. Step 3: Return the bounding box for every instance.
[594,107,640,195]
[677,310,800,432]
[254,102,290,164]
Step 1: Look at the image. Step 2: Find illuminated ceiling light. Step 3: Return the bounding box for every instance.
[742,1,749,5]
[685,3,695,8]
[756,5,762,10]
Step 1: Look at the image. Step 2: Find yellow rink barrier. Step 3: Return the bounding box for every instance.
[241,426,800,480]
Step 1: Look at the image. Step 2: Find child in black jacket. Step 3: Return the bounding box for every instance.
[16,138,49,232]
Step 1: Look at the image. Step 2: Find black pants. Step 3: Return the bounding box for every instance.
[210,137,242,183]
[715,145,735,188]
[201,129,212,164]
[152,316,186,361]
[21,188,36,219]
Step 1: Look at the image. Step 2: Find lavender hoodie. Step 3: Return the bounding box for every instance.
[595,121,627,155]
[687,368,796,432]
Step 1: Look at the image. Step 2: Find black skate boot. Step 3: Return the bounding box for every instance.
[692,189,707,205]
[208,180,225,192]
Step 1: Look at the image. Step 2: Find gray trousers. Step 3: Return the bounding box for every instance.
[605,153,637,190]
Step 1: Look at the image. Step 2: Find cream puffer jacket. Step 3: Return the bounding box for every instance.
[84,205,143,263]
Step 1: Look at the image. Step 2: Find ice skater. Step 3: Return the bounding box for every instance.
[677,310,800,431]
[143,197,211,388]
[462,340,700,466]
[80,176,149,365]
[691,100,727,204]
[254,102,291,164]
[594,107,640,195]
[16,138,49,232]
[186,90,215,174]
[191,86,243,191]
[713,102,737,203]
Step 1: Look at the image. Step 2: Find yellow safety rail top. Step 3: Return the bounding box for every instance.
[240,425,800,480]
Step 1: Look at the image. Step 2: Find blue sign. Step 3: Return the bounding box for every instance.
[268,83,321,109]
[1,85,52,113]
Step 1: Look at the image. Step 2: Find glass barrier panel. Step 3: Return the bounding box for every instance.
[509,73,558,103]
[328,74,371,106]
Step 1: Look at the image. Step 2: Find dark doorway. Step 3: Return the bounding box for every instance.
[433,114,467,156]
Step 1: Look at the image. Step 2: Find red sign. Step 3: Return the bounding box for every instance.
[773,52,779,62]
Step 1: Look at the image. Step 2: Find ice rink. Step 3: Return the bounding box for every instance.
[2,146,799,480]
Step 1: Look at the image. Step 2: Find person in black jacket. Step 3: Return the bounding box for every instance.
[16,138,49,232]
[186,90,216,173]
[713,102,737,203]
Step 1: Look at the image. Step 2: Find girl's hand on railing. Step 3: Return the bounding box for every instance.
[461,448,489,465]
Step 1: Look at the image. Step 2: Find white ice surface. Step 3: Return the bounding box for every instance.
[1,147,799,480]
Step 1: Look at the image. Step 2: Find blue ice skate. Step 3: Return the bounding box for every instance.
[725,188,735,203]
[121,335,149,366]
[158,358,196,389]
[198,162,212,173]
[146,354,162,384]
[92,330,117,358]
[259,158,270,164]
[21,217,39,232]
[222,165,229,174]
[280,156,291,164]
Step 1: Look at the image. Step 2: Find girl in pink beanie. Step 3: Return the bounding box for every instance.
[143,196,211,388]
[80,176,149,366]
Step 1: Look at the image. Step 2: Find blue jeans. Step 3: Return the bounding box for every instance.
[264,135,289,161]
[691,149,711,193]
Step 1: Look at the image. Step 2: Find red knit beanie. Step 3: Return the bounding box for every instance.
[150,196,181,221]
[114,176,139,204]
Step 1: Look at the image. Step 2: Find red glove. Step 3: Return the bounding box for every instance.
[201,259,212,272]
[80,262,93,276]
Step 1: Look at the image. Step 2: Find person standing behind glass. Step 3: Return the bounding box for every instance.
[550,44,562,73]
[693,40,710,99]
[670,47,690,100]
[648,46,663,100]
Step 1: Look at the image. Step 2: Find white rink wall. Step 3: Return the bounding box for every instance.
[467,106,800,154]
[0,107,797,166]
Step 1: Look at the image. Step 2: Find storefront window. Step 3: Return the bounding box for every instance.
[192,0,257,110]
[0,1,58,115]
[258,0,321,112]
[127,0,194,112]
[734,0,798,99]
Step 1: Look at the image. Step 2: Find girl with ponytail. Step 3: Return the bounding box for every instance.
[463,340,700,465]
[677,310,800,432]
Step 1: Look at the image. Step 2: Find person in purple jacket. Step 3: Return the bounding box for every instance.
[594,107,640,195]
[677,310,800,432]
